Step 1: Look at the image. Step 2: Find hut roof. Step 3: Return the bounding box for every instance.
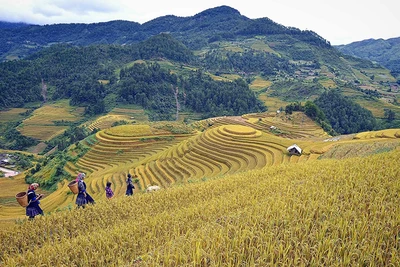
[287,144,302,154]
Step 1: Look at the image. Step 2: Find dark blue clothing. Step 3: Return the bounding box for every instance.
[26,189,43,218]
[76,181,95,206]
[125,177,135,196]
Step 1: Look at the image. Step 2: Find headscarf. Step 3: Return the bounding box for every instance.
[127,173,132,184]
[28,183,39,190]
[76,172,86,182]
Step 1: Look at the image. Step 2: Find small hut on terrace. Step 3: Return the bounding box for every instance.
[287,144,302,155]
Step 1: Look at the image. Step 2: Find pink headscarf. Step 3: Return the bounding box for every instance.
[75,172,86,182]
[28,183,39,190]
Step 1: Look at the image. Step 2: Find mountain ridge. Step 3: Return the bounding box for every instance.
[336,37,400,77]
[0,5,330,60]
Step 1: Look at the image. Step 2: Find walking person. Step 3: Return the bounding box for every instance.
[105,182,114,200]
[125,173,135,196]
[26,183,44,220]
[75,173,95,208]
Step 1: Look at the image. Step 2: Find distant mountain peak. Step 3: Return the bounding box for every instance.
[194,5,241,18]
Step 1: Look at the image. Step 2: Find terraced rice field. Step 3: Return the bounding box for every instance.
[17,101,84,141]
[354,128,400,139]
[244,112,329,139]
[2,147,399,266]
[128,124,320,188]
[0,108,29,123]
[109,107,149,121]
[86,114,132,131]
[258,95,288,112]
[2,117,400,227]
[318,78,336,88]
[250,76,272,91]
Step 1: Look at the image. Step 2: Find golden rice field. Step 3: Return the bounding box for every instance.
[243,111,329,139]
[2,119,397,231]
[104,124,153,137]
[0,108,29,123]
[109,107,149,121]
[17,100,84,141]
[258,94,288,112]
[250,77,272,91]
[86,114,133,131]
[1,148,399,266]
[353,98,400,119]
[86,107,148,131]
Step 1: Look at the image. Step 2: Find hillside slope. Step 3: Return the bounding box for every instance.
[1,148,399,265]
[336,37,400,77]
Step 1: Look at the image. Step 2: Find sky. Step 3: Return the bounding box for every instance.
[0,0,399,45]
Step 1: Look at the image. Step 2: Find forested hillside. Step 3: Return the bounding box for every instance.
[336,37,400,78]
[0,6,330,60]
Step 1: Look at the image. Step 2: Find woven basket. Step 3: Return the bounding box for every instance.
[68,181,79,194]
[16,192,28,207]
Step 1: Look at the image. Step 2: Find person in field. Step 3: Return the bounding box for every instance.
[75,172,86,182]
[105,181,114,200]
[75,173,95,208]
[26,183,44,220]
[125,173,135,196]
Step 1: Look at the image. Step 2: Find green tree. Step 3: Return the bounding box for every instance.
[384,109,395,122]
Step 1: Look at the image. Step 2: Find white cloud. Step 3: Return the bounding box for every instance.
[51,0,121,15]
[32,4,64,18]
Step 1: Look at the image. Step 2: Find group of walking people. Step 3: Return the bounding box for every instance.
[25,172,136,220]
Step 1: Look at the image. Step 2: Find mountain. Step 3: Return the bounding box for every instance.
[1,5,399,136]
[336,37,400,78]
[0,6,330,60]
[0,21,33,29]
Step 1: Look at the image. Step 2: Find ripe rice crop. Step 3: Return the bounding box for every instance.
[86,114,132,131]
[0,149,399,266]
[18,126,69,141]
[17,101,84,141]
[104,124,153,137]
[250,76,272,91]
[0,108,28,123]
[354,129,400,139]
